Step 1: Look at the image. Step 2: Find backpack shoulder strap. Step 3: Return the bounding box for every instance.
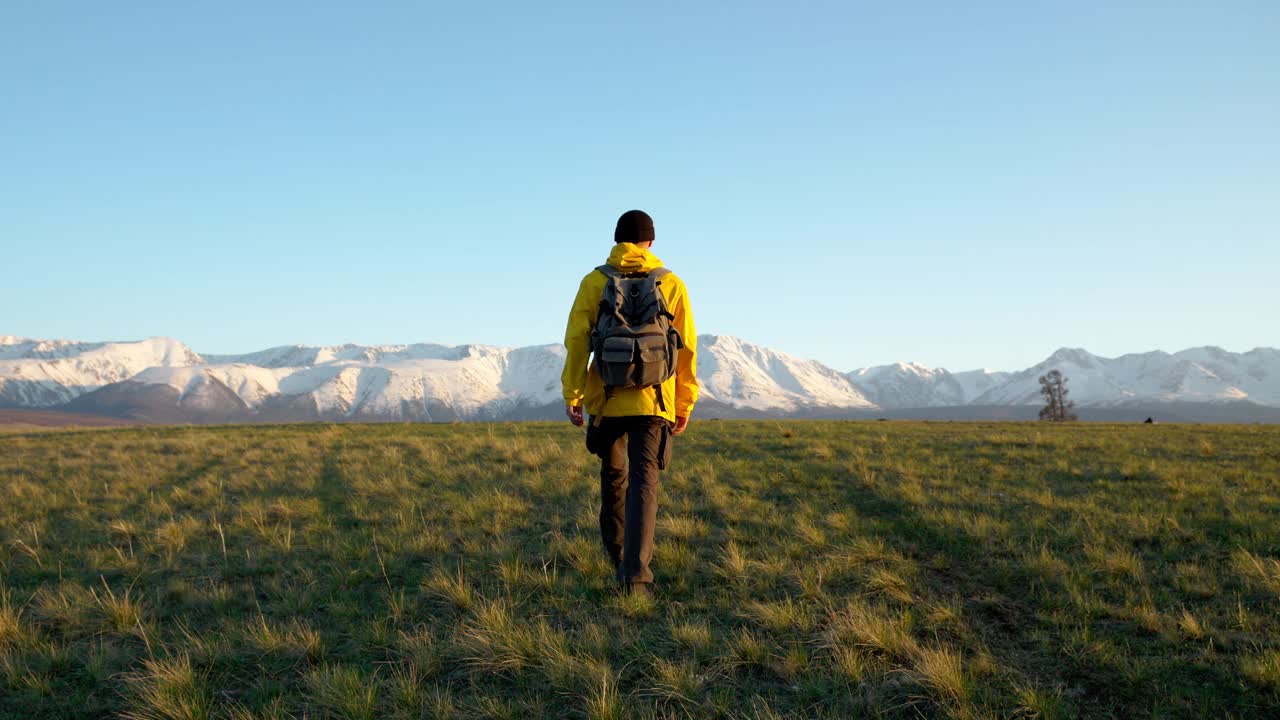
[594,265,625,325]
[646,267,675,318]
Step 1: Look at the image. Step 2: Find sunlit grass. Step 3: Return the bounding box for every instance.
[0,420,1278,718]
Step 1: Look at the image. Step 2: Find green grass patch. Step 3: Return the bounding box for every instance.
[1,420,1278,718]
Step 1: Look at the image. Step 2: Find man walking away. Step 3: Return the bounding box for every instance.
[562,209,699,596]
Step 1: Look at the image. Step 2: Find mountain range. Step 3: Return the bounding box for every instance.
[2,334,1278,424]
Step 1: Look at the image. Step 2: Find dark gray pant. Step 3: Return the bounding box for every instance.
[590,415,669,585]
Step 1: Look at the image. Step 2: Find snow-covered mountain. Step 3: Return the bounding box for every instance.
[0,336,203,407]
[969,347,1280,407]
[846,362,1012,408]
[698,335,874,411]
[2,334,1278,422]
[0,334,877,421]
[77,343,567,422]
[847,347,1280,410]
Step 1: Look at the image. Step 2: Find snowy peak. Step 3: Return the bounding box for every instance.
[204,342,478,368]
[848,361,1011,408]
[1043,347,1102,369]
[0,336,203,407]
[849,344,1280,410]
[0,337,107,360]
[970,345,1280,407]
[132,344,566,420]
[0,335,198,364]
[697,335,874,411]
[896,361,936,376]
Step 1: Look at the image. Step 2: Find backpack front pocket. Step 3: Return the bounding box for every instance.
[598,336,638,386]
[634,334,671,386]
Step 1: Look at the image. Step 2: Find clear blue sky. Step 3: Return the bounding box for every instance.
[3,1,1277,372]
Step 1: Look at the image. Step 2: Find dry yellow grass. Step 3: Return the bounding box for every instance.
[0,420,1278,718]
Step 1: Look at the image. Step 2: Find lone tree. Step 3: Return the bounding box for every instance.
[1038,369,1078,422]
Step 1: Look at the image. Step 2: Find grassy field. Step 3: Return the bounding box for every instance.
[1,420,1278,719]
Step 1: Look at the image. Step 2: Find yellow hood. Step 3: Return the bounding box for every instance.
[607,243,664,273]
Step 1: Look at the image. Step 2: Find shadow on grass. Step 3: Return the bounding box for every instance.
[834,460,1269,718]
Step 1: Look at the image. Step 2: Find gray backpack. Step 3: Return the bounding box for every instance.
[591,265,683,411]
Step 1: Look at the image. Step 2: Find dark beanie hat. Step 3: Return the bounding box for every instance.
[614,209,655,244]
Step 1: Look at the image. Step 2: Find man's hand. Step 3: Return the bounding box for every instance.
[566,404,584,427]
[672,415,689,435]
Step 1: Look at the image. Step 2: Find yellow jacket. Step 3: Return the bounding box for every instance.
[561,243,698,422]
